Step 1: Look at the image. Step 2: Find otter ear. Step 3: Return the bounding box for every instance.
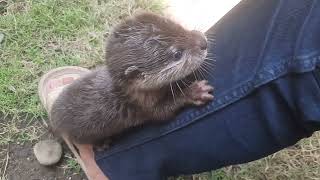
[125,66,140,77]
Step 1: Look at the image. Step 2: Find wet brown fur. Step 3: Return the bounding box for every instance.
[50,12,211,145]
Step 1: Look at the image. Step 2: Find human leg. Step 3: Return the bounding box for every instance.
[95,0,320,179]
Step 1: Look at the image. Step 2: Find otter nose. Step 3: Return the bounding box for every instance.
[191,30,207,50]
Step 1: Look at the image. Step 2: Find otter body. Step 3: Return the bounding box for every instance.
[50,12,213,145]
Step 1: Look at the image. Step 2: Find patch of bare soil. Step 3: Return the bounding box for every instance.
[1,142,86,180]
[0,114,86,180]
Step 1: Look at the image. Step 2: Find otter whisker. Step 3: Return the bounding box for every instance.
[206,52,216,55]
[206,56,216,60]
[203,62,215,68]
[203,62,214,69]
[207,39,216,44]
[196,70,202,80]
[197,69,206,80]
[206,57,217,61]
[200,65,215,79]
[200,66,211,75]
[204,58,217,62]
[201,62,213,70]
[176,81,185,97]
[160,60,182,74]
[179,79,188,88]
[205,55,216,59]
[207,36,216,41]
[202,67,212,79]
[205,57,216,61]
[170,82,176,104]
[192,71,199,81]
[202,61,216,68]
[180,79,191,89]
[201,68,208,79]
[203,59,215,63]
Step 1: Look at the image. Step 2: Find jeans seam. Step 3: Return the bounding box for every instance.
[294,0,317,57]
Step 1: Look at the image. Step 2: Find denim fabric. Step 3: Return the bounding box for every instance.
[95,0,320,179]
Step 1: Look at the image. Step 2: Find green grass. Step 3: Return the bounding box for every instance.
[0,0,163,118]
[174,131,320,179]
[1,0,320,179]
[0,0,164,147]
[63,154,81,174]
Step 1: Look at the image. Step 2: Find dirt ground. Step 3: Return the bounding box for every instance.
[2,143,86,180]
[0,143,86,180]
[0,116,86,180]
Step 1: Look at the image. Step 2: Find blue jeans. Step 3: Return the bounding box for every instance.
[95,0,320,179]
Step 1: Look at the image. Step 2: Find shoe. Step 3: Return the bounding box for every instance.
[38,66,108,180]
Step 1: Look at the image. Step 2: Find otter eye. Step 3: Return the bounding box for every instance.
[173,50,183,60]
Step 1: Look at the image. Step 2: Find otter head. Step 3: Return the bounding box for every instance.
[106,12,208,89]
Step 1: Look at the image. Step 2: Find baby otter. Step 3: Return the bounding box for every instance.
[50,12,214,147]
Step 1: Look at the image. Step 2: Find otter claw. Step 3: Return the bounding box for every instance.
[188,80,214,106]
[201,93,214,100]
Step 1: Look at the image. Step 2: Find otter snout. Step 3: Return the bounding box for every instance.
[191,30,207,50]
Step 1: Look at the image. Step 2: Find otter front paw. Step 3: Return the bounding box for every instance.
[187,80,214,106]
